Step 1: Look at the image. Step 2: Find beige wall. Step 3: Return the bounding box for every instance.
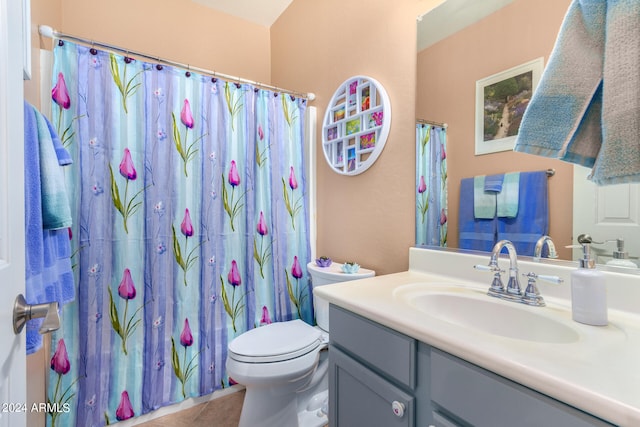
[416,0,574,259]
[272,0,441,275]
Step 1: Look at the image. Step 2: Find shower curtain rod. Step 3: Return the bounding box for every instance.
[38,25,316,101]
[417,118,448,128]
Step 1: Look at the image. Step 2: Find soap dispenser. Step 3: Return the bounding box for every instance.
[605,238,637,268]
[572,239,608,326]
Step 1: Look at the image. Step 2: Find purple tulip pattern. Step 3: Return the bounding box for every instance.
[51,72,83,147]
[285,256,307,319]
[48,339,79,427]
[255,123,270,166]
[172,208,202,286]
[260,306,272,325]
[109,53,143,114]
[417,175,429,224]
[108,268,143,355]
[109,148,145,233]
[253,211,272,278]
[282,167,303,230]
[171,99,205,176]
[224,82,243,131]
[222,161,246,231]
[115,390,135,420]
[220,260,246,333]
[171,318,200,398]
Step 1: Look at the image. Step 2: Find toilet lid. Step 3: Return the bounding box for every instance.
[228,320,322,363]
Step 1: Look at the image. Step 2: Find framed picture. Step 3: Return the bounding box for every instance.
[475,57,543,155]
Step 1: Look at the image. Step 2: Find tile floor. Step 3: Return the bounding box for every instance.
[134,389,245,427]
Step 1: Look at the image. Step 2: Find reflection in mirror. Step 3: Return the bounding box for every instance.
[415,121,447,247]
[416,0,640,267]
[416,0,579,262]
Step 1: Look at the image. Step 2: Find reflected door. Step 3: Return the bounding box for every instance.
[573,165,640,264]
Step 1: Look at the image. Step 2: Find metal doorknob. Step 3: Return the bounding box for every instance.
[13,294,61,335]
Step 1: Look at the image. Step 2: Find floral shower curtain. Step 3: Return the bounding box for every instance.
[416,123,447,247]
[47,41,312,426]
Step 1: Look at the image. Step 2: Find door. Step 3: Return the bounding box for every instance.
[573,165,640,264]
[0,0,27,425]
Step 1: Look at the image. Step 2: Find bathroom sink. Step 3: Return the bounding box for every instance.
[394,284,580,344]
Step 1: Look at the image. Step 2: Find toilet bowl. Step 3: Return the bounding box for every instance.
[226,261,374,427]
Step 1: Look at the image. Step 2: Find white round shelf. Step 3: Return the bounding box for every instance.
[322,76,391,175]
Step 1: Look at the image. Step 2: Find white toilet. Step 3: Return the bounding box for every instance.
[226,260,375,427]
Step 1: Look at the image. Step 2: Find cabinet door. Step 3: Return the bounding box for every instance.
[431,349,615,427]
[329,347,414,427]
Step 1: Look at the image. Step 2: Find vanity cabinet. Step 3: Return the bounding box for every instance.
[328,304,615,427]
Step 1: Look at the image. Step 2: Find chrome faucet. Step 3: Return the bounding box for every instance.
[533,235,558,262]
[474,240,522,301]
[491,240,522,301]
[475,239,564,307]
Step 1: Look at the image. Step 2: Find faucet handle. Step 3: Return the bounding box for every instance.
[474,264,504,274]
[537,274,564,284]
[520,273,564,307]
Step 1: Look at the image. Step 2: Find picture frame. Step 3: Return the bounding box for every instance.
[475,57,543,155]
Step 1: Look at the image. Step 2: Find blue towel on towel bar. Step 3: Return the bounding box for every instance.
[484,174,504,192]
[496,172,520,218]
[497,171,549,256]
[24,102,75,355]
[473,176,496,219]
[459,178,497,252]
[35,109,72,230]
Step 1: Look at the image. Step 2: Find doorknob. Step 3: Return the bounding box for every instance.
[13,294,61,335]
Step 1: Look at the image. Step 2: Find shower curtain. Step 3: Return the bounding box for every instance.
[47,41,312,426]
[416,123,447,247]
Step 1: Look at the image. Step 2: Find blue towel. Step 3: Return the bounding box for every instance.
[515,0,640,185]
[496,172,520,218]
[484,174,504,192]
[459,178,497,252]
[497,171,549,256]
[35,109,72,230]
[24,102,75,355]
[473,176,496,219]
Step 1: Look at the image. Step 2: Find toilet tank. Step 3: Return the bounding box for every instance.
[307,261,375,331]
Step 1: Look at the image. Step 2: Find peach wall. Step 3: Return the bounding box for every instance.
[272,0,441,275]
[416,0,574,259]
[50,0,270,84]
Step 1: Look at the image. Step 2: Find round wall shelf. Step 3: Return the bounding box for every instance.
[322,76,391,175]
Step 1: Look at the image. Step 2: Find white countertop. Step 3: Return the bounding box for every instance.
[314,247,640,427]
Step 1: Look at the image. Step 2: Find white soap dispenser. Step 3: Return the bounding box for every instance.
[605,238,637,268]
[572,240,608,326]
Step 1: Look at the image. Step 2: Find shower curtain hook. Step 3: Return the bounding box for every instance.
[186,64,191,77]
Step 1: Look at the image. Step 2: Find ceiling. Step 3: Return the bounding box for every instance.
[417,0,515,51]
[191,0,294,27]
[190,0,514,48]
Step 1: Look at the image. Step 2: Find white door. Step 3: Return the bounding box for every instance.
[0,0,27,425]
[573,165,640,265]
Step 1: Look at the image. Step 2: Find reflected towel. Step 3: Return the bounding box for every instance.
[497,171,549,256]
[460,178,497,251]
[514,0,640,185]
[484,174,504,192]
[473,176,496,219]
[496,172,520,218]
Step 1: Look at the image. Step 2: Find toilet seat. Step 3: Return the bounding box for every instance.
[228,320,322,363]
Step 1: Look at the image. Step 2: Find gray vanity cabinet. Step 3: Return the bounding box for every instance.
[328,304,615,427]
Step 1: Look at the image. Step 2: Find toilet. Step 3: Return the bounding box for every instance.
[226,260,375,427]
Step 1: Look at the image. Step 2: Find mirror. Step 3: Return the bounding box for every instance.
[416,0,640,267]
